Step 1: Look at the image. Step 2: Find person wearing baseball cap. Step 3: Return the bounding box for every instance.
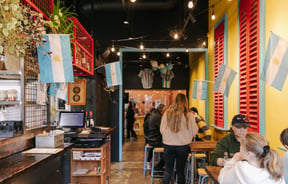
[210,114,250,166]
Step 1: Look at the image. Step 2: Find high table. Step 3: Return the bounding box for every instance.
[189,141,217,184]
[205,165,221,184]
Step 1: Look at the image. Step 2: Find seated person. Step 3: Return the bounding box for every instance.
[190,107,212,141]
[146,104,165,170]
[218,132,285,184]
[143,108,155,144]
[210,114,249,166]
[280,128,288,184]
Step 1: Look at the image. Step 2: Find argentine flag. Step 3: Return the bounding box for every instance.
[105,62,122,87]
[192,80,208,100]
[214,64,237,97]
[37,34,74,83]
[261,32,288,91]
[49,83,68,101]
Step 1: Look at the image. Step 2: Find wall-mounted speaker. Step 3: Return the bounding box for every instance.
[68,79,86,105]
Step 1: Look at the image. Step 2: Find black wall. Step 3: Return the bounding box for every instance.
[123,65,190,90]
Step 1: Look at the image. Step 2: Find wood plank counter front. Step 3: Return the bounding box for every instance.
[0,143,73,184]
[205,165,221,184]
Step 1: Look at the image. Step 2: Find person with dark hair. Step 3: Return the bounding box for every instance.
[160,94,198,184]
[280,128,288,183]
[146,104,165,170]
[219,132,285,184]
[126,102,137,140]
[210,114,250,166]
[190,107,212,141]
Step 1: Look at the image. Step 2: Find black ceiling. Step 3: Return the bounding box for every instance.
[63,0,208,66]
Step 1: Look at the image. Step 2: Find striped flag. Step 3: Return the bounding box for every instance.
[214,63,237,97]
[37,34,74,83]
[192,80,208,100]
[105,61,122,87]
[49,83,68,101]
[261,32,288,91]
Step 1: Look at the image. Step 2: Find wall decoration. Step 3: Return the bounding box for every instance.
[68,79,86,105]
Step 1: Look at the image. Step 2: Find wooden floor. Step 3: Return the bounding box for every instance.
[110,136,162,184]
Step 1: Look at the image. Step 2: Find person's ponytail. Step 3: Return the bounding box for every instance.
[261,148,284,180]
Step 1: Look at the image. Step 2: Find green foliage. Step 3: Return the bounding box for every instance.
[0,0,46,56]
[45,1,77,35]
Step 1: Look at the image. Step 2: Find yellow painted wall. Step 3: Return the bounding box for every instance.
[265,0,288,155]
[208,0,239,128]
[189,52,206,116]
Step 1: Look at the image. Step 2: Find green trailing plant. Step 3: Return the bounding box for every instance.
[0,0,46,56]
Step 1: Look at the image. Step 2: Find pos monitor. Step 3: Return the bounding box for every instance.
[59,111,85,132]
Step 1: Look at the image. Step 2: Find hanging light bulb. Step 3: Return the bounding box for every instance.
[139,42,144,50]
[173,32,179,40]
[111,41,115,52]
[211,5,216,20]
[202,41,206,47]
[117,51,121,56]
[166,53,170,57]
[130,0,136,3]
[188,1,194,9]
[142,53,146,59]
[186,49,189,52]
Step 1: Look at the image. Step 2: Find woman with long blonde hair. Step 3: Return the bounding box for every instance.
[218,132,285,184]
[160,93,198,184]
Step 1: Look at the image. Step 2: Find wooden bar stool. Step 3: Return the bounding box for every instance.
[143,144,153,176]
[151,147,164,184]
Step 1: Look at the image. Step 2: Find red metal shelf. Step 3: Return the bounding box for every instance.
[68,17,94,76]
[21,0,54,20]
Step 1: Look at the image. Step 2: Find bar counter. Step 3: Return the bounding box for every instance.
[0,143,73,184]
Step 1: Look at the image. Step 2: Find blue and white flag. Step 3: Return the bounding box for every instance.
[192,80,208,100]
[261,32,288,91]
[105,61,122,87]
[37,34,74,83]
[49,83,68,101]
[214,63,237,97]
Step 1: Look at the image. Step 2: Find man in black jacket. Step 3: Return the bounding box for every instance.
[146,104,165,170]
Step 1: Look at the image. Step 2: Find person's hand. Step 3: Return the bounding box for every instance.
[231,152,243,162]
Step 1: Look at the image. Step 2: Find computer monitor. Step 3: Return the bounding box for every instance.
[59,111,85,132]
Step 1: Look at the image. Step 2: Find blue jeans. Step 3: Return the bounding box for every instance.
[163,144,190,184]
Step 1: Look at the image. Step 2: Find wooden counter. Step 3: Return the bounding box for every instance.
[0,143,73,184]
[205,165,221,184]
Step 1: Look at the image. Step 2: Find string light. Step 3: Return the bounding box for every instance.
[111,40,115,52]
[117,51,121,56]
[211,5,215,20]
[187,1,194,9]
[166,52,170,57]
[139,42,144,50]
[142,53,146,59]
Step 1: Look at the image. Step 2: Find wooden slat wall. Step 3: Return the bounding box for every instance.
[214,20,225,128]
[239,0,259,132]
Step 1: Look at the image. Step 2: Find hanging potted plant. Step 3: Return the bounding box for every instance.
[0,0,46,70]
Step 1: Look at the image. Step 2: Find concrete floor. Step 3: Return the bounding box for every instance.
[110,136,163,184]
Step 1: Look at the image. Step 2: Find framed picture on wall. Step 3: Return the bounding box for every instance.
[68,79,86,105]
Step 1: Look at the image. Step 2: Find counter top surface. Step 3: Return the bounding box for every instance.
[0,143,73,183]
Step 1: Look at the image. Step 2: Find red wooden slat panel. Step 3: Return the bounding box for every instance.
[214,20,225,128]
[239,0,259,132]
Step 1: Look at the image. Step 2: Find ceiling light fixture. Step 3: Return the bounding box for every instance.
[123,20,129,24]
[202,41,206,47]
[139,42,144,50]
[186,49,189,52]
[166,53,170,57]
[130,0,136,3]
[188,1,194,9]
[211,5,216,20]
[142,53,146,59]
[117,51,121,56]
[173,32,179,40]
